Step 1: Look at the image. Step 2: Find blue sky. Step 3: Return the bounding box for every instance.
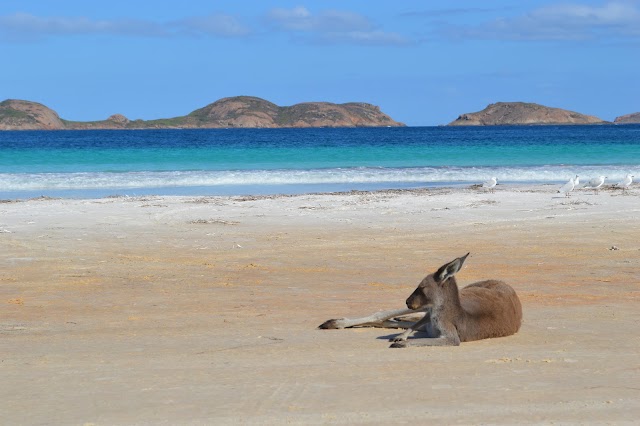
[1,0,639,125]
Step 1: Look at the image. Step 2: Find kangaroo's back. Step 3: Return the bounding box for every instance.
[458,279,522,342]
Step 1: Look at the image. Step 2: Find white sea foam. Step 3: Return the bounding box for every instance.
[1,166,639,193]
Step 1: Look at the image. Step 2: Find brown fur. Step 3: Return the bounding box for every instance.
[319,253,522,348]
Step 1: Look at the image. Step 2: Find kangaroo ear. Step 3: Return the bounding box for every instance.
[435,253,470,283]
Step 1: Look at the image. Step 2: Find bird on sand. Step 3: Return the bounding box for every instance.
[482,177,497,193]
[617,174,634,193]
[583,176,607,194]
[558,175,578,197]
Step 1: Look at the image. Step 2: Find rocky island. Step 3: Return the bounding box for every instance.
[0,97,404,130]
[447,102,608,126]
[613,112,640,124]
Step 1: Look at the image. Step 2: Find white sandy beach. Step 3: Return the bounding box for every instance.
[2,184,639,424]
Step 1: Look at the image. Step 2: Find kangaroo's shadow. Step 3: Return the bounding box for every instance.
[376,331,430,341]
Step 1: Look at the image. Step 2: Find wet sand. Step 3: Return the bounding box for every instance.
[2,185,639,424]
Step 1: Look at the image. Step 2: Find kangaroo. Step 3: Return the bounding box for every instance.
[319,253,522,348]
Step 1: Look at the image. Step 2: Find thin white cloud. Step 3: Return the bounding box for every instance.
[0,12,250,42]
[0,7,411,45]
[322,30,410,46]
[443,1,640,41]
[265,6,411,46]
[5,3,638,45]
[0,12,168,41]
[400,7,505,18]
[266,7,372,32]
[171,14,251,38]
[266,6,314,31]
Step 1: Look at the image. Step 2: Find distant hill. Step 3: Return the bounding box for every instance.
[447,102,607,126]
[614,112,640,124]
[0,96,404,130]
[0,99,66,130]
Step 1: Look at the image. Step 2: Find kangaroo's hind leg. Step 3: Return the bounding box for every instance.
[318,307,427,330]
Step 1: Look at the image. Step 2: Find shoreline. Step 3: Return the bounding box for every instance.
[2,186,639,424]
[0,180,633,202]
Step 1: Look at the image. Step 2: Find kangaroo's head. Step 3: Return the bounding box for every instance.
[405,253,470,310]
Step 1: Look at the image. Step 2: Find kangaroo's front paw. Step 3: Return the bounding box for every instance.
[390,340,409,348]
[318,318,346,329]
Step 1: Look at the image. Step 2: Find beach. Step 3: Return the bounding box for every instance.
[2,184,639,424]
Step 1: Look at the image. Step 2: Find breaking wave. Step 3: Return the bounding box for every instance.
[1,165,638,192]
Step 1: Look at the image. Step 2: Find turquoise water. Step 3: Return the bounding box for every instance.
[1,125,639,198]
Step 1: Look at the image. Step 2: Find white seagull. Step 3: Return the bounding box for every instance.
[482,177,497,193]
[558,175,578,197]
[617,174,634,193]
[584,176,607,194]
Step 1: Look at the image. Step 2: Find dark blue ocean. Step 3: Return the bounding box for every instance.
[1,125,639,199]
